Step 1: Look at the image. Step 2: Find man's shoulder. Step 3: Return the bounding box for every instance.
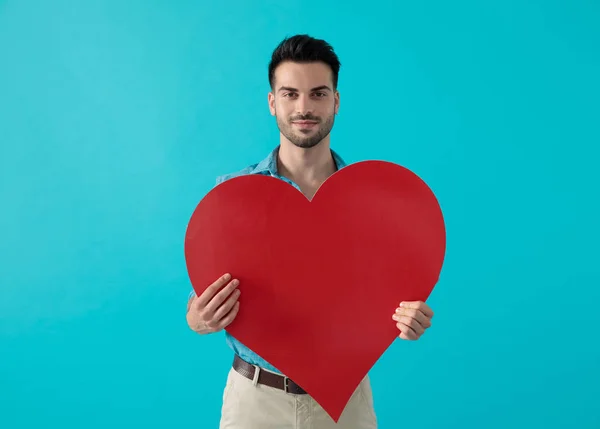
[214,146,348,185]
[215,148,278,185]
[215,164,263,185]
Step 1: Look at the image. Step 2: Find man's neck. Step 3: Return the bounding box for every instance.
[277,139,337,187]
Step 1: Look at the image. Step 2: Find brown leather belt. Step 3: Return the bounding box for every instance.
[232,354,307,394]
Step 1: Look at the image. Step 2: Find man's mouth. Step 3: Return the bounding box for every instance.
[292,121,318,128]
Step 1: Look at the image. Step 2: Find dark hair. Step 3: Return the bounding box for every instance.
[268,34,341,90]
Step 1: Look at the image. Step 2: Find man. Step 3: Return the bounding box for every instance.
[186,34,435,428]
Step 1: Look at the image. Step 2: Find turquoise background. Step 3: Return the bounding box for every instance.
[1,0,599,428]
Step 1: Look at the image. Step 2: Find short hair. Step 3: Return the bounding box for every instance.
[268,34,341,90]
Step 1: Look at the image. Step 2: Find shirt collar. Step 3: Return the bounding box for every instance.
[250,145,347,177]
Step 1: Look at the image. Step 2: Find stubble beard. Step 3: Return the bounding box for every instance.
[275,112,335,149]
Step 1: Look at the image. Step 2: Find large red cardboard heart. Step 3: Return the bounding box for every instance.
[184,161,446,422]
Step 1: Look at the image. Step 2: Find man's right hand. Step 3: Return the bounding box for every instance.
[186,273,241,335]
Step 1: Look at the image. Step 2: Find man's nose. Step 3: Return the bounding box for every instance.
[295,94,314,115]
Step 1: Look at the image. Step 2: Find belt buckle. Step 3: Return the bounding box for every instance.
[283,376,290,393]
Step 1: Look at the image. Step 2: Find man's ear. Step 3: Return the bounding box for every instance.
[335,91,340,114]
[268,92,276,116]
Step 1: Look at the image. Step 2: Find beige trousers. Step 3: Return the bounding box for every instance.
[219,367,378,428]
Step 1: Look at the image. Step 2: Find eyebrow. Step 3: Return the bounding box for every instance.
[277,85,332,93]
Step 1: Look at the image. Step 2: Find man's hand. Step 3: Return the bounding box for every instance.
[186,273,241,335]
[392,301,434,340]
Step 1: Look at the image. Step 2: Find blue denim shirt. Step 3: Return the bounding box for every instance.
[190,145,347,373]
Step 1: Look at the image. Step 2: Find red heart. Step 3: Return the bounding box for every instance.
[185,161,446,422]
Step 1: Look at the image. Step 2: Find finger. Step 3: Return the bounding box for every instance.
[196,274,232,308]
[203,278,239,317]
[187,294,195,312]
[393,315,425,335]
[396,322,419,340]
[215,301,240,330]
[401,301,434,318]
[395,307,431,328]
[211,288,241,324]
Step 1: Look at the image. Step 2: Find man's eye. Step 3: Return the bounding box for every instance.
[314,92,326,97]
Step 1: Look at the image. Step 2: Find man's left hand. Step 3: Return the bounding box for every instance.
[392,301,434,340]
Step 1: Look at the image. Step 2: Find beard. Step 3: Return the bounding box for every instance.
[275,111,335,149]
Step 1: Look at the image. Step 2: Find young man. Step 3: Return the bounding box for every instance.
[186,34,435,428]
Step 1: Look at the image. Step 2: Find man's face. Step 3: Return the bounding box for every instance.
[268,61,340,149]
